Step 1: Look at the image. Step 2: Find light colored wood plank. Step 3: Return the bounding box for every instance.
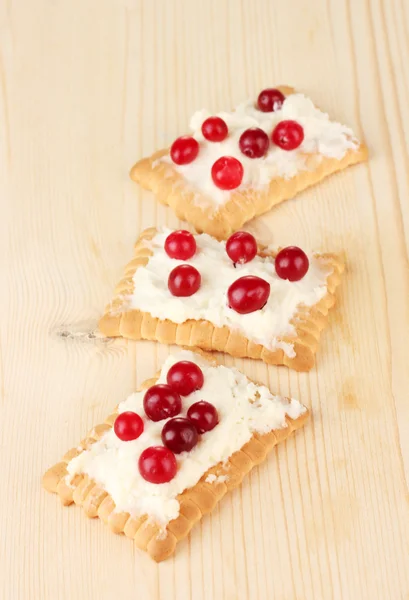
[1,0,409,598]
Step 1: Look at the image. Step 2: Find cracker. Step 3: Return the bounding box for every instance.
[99,228,344,372]
[42,353,309,562]
[130,86,367,239]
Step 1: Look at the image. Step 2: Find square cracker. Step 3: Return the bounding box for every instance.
[130,86,368,239]
[42,353,309,562]
[99,227,345,372]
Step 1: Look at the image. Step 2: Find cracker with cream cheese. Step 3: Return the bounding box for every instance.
[130,86,367,240]
[99,227,344,372]
[42,350,309,562]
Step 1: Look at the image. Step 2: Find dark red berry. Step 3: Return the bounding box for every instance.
[170,136,199,165]
[168,264,201,297]
[272,120,304,151]
[227,276,270,314]
[114,412,144,442]
[187,401,219,434]
[211,156,244,190]
[164,230,196,260]
[257,88,285,112]
[202,117,228,142]
[275,247,309,281]
[143,384,182,422]
[161,417,199,454]
[239,128,269,159]
[166,361,204,396]
[226,231,257,264]
[138,446,177,484]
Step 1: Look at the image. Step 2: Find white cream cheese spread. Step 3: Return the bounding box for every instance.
[129,229,331,357]
[67,350,306,526]
[161,93,359,205]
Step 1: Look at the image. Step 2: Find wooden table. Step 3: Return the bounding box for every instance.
[1,0,409,598]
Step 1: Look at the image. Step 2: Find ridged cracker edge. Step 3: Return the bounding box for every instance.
[99,227,345,372]
[129,85,368,240]
[42,358,309,562]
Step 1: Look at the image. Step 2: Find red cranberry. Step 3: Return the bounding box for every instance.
[211,156,243,190]
[187,401,219,434]
[275,247,309,281]
[161,417,198,454]
[170,136,199,165]
[138,446,177,484]
[166,361,204,396]
[226,231,257,264]
[239,128,269,159]
[257,88,285,112]
[164,230,196,260]
[272,120,304,151]
[168,264,201,297]
[143,384,182,422]
[202,117,228,142]
[227,276,270,314]
[114,412,144,442]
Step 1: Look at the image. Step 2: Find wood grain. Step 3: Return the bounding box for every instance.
[1,0,409,598]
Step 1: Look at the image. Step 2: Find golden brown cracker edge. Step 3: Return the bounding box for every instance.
[99,227,344,372]
[130,86,368,239]
[42,354,309,562]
